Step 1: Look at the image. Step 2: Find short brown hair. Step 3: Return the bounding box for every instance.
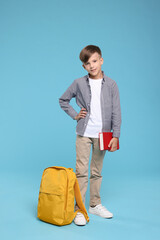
[79,45,102,63]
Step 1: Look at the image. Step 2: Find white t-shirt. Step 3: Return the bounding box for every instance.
[83,77,103,138]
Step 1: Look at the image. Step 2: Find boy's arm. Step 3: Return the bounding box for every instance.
[59,80,78,120]
[112,82,122,138]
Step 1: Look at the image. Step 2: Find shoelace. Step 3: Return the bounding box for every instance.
[96,204,109,212]
[76,212,84,218]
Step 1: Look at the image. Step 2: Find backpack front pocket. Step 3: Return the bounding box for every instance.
[38,191,66,225]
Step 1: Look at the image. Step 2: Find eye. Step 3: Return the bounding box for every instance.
[93,60,97,62]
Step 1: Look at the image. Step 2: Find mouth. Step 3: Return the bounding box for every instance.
[91,69,96,72]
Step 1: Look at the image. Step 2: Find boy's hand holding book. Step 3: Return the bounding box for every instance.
[108,137,119,152]
[99,132,119,151]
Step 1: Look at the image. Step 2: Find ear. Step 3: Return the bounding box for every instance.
[100,57,104,65]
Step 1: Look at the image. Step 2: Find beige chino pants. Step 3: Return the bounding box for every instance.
[75,135,106,210]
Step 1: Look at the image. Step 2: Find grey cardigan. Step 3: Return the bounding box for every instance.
[59,71,122,138]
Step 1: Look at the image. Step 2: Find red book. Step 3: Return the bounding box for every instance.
[99,132,119,151]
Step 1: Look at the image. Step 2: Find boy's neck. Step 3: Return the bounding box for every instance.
[88,70,103,80]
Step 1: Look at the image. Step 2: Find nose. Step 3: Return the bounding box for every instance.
[90,64,94,69]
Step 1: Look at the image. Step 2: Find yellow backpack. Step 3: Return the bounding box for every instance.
[37,166,89,226]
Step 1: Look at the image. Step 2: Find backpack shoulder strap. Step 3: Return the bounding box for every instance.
[74,178,89,222]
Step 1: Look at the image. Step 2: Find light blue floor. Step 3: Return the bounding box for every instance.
[1,171,160,240]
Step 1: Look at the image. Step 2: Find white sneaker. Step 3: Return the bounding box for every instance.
[74,212,87,226]
[89,204,113,218]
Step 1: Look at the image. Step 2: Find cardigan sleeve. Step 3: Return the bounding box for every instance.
[59,80,78,120]
[111,82,122,138]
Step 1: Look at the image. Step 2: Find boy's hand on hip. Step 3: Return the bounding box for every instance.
[108,137,118,152]
[74,108,87,121]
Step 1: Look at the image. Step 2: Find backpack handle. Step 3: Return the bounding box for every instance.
[74,178,89,222]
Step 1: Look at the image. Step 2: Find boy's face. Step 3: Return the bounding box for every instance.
[82,52,103,79]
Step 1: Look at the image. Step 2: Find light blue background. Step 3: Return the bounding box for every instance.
[0,0,160,239]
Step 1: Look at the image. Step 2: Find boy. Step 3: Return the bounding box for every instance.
[59,45,121,226]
